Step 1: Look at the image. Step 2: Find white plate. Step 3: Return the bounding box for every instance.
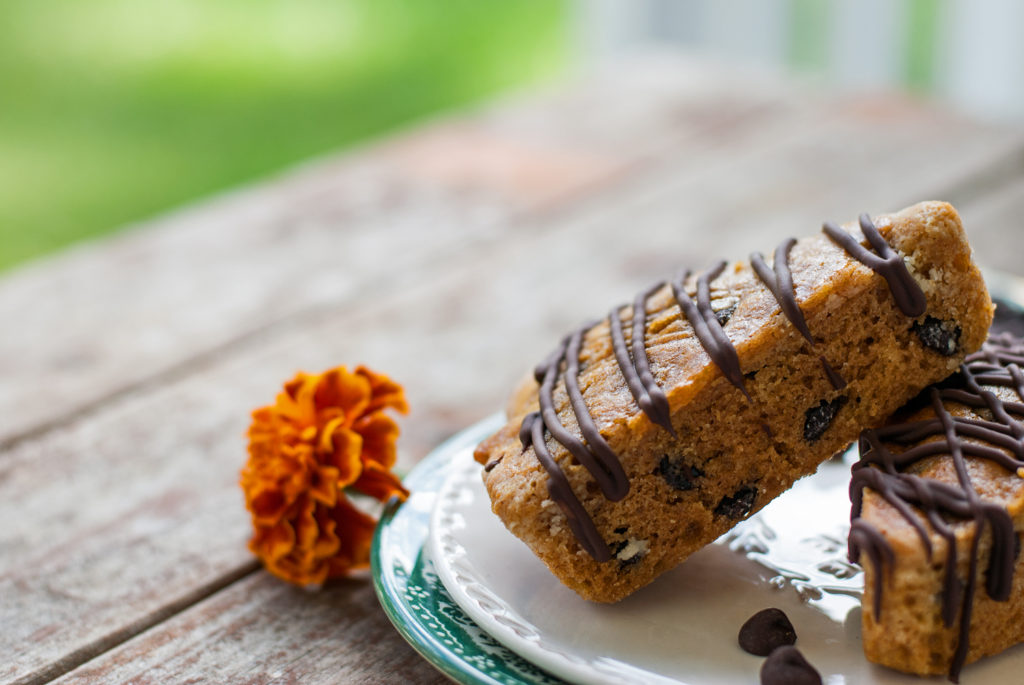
[428,417,1024,684]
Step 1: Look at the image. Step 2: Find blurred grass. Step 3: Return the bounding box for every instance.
[0,0,568,271]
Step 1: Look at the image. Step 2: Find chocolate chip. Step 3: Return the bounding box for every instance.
[614,526,628,535]
[714,303,738,326]
[803,396,847,442]
[658,455,703,491]
[760,646,821,685]
[912,316,961,356]
[738,608,797,656]
[715,485,757,519]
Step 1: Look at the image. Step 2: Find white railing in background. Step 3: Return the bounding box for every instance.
[575,0,1024,122]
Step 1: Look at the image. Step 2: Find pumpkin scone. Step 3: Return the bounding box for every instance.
[850,317,1024,681]
[475,201,992,603]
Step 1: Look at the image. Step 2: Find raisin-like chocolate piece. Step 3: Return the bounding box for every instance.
[714,302,738,326]
[738,608,797,656]
[658,455,703,491]
[803,396,847,443]
[912,316,961,356]
[715,485,757,519]
[760,646,821,685]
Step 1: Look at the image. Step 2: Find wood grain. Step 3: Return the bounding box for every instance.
[4,53,1024,684]
[54,574,447,685]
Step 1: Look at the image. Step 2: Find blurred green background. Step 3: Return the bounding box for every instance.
[0,0,568,271]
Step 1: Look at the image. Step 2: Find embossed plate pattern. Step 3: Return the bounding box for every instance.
[371,416,565,685]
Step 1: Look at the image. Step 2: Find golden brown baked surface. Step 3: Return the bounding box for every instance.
[853,327,1024,680]
[476,201,992,603]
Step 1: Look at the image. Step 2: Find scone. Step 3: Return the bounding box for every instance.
[850,314,1024,681]
[476,201,992,602]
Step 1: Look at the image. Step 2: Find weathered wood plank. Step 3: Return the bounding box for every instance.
[4,54,1024,684]
[54,574,447,685]
[0,55,816,450]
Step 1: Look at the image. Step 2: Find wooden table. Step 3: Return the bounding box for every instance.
[5,52,1024,684]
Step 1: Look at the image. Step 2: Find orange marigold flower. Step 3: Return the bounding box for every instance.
[240,365,410,586]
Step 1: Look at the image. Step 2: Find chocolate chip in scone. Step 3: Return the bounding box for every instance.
[715,485,757,519]
[912,316,961,356]
[803,396,847,443]
[712,297,739,326]
[760,646,821,685]
[738,608,797,656]
[657,455,703,491]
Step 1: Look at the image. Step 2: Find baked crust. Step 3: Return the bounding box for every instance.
[476,201,992,602]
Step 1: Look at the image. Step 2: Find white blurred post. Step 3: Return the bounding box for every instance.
[939,0,1024,121]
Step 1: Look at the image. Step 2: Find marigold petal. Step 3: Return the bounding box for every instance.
[267,554,329,587]
[325,496,376,577]
[315,367,371,422]
[353,461,409,502]
[251,520,295,562]
[292,497,320,551]
[248,487,289,525]
[325,426,364,487]
[352,412,400,468]
[313,505,342,559]
[308,466,339,507]
[356,365,409,414]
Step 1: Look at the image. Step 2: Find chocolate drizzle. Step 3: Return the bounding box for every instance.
[823,213,927,318]
[671,262,750,399]
[751,238,846,390]
[849,332,1024,680]
[514,211,929,565]
[609,281,675,435]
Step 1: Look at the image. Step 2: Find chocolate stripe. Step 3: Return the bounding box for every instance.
[609,282,675,434]
[630,284,675,435]
[752,238,847,390]
[671,263,750,398]
[564,326,629,501]
[530,415,611,562]
[823,214,927,318]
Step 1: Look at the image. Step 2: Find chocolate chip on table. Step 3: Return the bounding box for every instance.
[912,316,961,356]
[803,396,847,442]
[760,646,822,685]
[657,455,703,491]
[714,485,757,519]
[738,608,797,656]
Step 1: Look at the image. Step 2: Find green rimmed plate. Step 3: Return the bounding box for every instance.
[371,414,564,685]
